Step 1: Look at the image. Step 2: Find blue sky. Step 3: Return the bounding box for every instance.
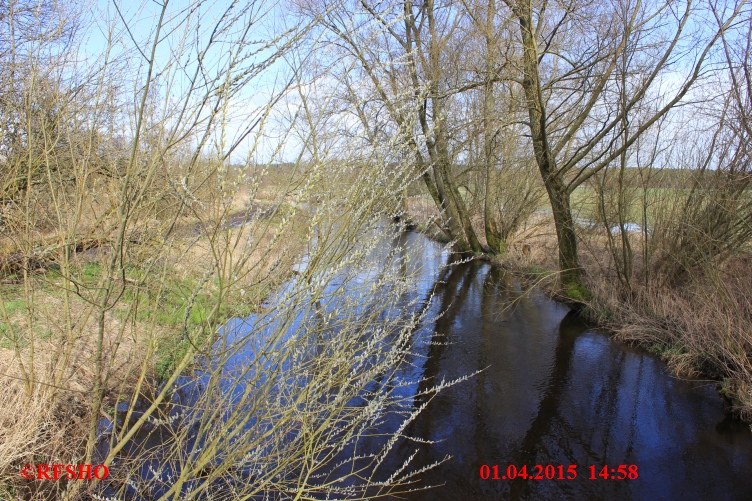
[77,0,304,164]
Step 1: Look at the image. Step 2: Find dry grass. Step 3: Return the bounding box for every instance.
[592,257,752,420]
[0,383,87,500]
[0,276,148,499]
[502,218,752,421]
[0,180,309,499]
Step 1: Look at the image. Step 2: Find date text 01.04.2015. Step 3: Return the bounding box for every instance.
[479,464,639,481]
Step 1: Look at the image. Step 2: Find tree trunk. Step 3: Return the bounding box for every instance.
[483,86,503,253]
[422,0,484,254]
[434,131,484,253]
[482,0,503,254]
[547,182,584,296]
[512,0,586,297]
[484,177,503,253]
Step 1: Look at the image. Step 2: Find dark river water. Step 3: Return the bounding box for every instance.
[355,229,752,500]
[100,226,752,500]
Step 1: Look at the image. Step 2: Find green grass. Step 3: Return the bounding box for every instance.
[564,282,592,302]
[0,258,272,382]
[1,298,26,317]
[117,274,260,326]
[154,332,198,380]
[648,342,684,359]
[0,263,221,372]
[0,298,27,348]
[524,265,553,277]
[570,186,689,226]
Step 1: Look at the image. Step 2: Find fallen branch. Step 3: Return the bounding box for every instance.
[0,234,110,277]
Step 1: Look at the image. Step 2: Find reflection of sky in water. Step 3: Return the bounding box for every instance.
[97,226,752,500]
[218,226,449,376]
[96,223,454,499]
[385,261,752,501]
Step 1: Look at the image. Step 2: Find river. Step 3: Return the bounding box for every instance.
[375,230,752,500]
[99,224,752,500]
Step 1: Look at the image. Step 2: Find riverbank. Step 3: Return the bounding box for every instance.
[403,199,752,422]
[0,197,307,500]
[492,224,752,423]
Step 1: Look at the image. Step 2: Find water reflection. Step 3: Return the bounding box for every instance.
[396,258,752,500]
[98,227,752,500]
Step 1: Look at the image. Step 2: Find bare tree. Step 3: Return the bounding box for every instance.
[500,0,748,298]
[299,0,493,252]
[0,0,461,499]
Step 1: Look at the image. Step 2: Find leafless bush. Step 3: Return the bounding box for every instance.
[0,1,459,499]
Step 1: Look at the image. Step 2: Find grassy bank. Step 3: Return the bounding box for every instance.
[401,180,752,422]
[586,257,752,420]
[487,219,752,422]
[0,190,307,499]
